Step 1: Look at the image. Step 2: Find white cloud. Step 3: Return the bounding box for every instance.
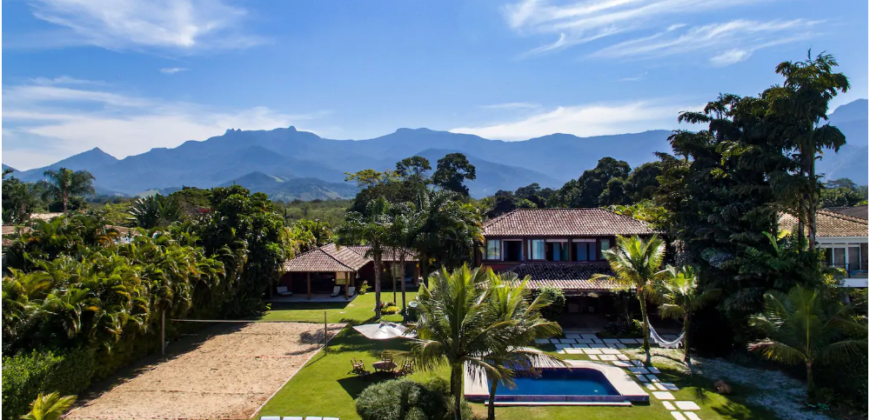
[480,102,541,110]
[24,0,266,51]
[618,71,647,81]
[29,76,105,86]
[2,83,329,169]
[502,0,763,55]
[451,100,690,140]
[590,19,819,65]
[160,67,188,74]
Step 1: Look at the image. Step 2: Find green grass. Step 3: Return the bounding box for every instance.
[255,296,781,420]
[261,289,417,324]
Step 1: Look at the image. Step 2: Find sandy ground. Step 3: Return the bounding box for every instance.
[66,322,345,420]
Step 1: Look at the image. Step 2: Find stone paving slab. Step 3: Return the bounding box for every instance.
[611,343,627,349]
[554,344,573,349]
[534,339,550,344]
[573,343,590,348]
[659,382,679,391]
[558,338,577,344]
[685,413,701,420]
[575,338,595,344]
[565,333,583,339]
[588,343,606,348]
[584,349,602,355]
[670,412,687,420]
[675,401,700,411]
[588,354,599,360]
[581,334,598,339]
[645,374,660,382]
[599,355,618,361]
[603,338,621,343]
[549,339,560,344]
[645,383,657,390]
[628,367,650,374]
[619,338,641,344]
[601,348,622,355]
[648,367,661,374]
[612,361,632,367]
[634,374,649,382]
[632,360,644,366]
[662,401,675,410]
[617,354,629,360]
[564,348,585,354]
[652,391,674,400]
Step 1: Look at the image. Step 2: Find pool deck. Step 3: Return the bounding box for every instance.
[464,357,648,405]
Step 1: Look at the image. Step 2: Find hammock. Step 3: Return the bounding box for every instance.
[647,317,685,349]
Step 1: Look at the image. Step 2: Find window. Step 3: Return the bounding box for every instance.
[504,240,523,261]
[849,246,861,272]
[575,243,589,261]
[823,244,866,276]
[530,240,545,260]
[486,240,501,260]
[546,242,568,261]
[600,238,611,253]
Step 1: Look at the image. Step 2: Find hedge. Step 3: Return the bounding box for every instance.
[2,348,96,420]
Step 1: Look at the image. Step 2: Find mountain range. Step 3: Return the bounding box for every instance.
[5,99,867,199]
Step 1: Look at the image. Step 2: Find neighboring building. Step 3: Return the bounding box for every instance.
[779,209,869,288]
[280,243,419,299]
[477,208,658,316]
[824,205,868,220]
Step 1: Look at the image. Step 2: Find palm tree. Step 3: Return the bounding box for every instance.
[592,234,666,366]
[335,197,394,319]
[481,272,563,420]
[748,285,867,402]
[653,265,720,370]
[40,167,95,213]
[21,393,76,420]
[408,264,508,420]
[388,202,417,322]
[410,190,483,283]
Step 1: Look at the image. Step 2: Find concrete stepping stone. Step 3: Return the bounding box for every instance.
[581,334,598,339]
[565,333,582,339]
[554,344,572,349]
[617,354,629,360]
[648,367,661,374]
[549,339,560,344]
[584,349,602,355]
[534,339,550,344]
[588,354,599,360]
[652,391,674,400]
[628,367,649,374]
[634,374,649,382]
[675,401,700,411]
[564,348,585,354]
[611,343,627,349]
[659,382,679,391]
[662,401,675,410]
[558,338,577,344]
[573,343,590,349]
[601,348,621,355]
[619,338,639,344]
[632,360,644,366]
[599,355,618,361]
[685,413,701,420]
[670,412,686,420]
[575,338,594,344]
[603,338,621,343]
[590,338,603,344]
[645,374,660,382]
[588,343,606,348]
[612,360,632,367]
[645,383,657,390]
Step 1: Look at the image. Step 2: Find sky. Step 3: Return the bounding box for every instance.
[2,0,868,170]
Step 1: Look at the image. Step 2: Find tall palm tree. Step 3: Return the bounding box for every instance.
[21,392,76,420]
[481,272,563,420]
[411,190,483,283]
[335,197,394,319]
[388,202,416,322]
[653,265,720,370]
[592,234,666,365]
[748,285,867,402]
[40,167,95,213]
[408,264,508,420]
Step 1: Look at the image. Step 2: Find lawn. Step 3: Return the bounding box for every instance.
[261,289,417,324]
[254,294,781,420]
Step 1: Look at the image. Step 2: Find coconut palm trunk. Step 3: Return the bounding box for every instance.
[487,380,498,420]
[399,253,407,322]
[638,295,652,365]
[373,254,382,319]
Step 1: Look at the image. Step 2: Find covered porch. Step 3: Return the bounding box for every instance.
[280,243,370,301]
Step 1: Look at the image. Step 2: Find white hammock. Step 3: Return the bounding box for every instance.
[647,317,685,349]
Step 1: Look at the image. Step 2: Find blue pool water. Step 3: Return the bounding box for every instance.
[488,368,619,397]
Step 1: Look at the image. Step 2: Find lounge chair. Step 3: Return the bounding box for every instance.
[397,360,414,376]
[349,358,370,378]
[330,286,341,297]
[347,286,356,297]
[276,286,293,297]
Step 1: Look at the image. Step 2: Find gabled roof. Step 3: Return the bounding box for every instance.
[779,209,868,238]
[283,243,370,272]
[483,208,656,237]
[347,245,418,262]
[503,262,622,292]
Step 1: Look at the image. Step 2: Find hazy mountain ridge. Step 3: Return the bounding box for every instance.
[5,99,867,199]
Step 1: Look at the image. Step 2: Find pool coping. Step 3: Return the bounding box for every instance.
[464,358,649,404]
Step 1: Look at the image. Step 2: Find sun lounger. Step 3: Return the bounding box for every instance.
[276,286,293,296]
[348,287,356,297]
[330,286,341,297]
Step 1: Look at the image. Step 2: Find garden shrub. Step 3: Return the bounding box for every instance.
[534,286,565,322]
[382,306,400,315]
[2,348,96,420]
[356,378,472,420]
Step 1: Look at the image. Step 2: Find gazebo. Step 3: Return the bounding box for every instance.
[281,243,370,300]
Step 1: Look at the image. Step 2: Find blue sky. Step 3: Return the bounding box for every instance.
[3,0,868,169]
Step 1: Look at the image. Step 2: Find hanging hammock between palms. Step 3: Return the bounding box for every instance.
[647,318,685,349]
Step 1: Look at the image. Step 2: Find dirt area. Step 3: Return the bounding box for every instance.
[66,322,345,420]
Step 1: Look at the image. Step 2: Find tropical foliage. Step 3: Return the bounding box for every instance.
[748,285,867,401]
[21,392,76,420]
[38,167,96,213]
[653,265,720,369]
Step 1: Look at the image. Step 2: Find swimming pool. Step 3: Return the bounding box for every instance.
[464,360,649,405]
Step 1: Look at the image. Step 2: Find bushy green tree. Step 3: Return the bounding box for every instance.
[38,168,95,213]
[432,153,476,197]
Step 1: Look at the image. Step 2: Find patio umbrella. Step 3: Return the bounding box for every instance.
[352,322,415,340]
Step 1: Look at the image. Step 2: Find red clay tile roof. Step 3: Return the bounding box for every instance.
[347,245,418,262]
[500,262,623,292]
[779,209,868,238]
[484,208,656,237]
[283,243,370,272]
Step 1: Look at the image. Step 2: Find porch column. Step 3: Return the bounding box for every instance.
[568,238,573,262]
[414,264,421,286]
[307,272,311,300]
[345,272,350,299]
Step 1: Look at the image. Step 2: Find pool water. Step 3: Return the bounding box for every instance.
[488,368,619,397]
